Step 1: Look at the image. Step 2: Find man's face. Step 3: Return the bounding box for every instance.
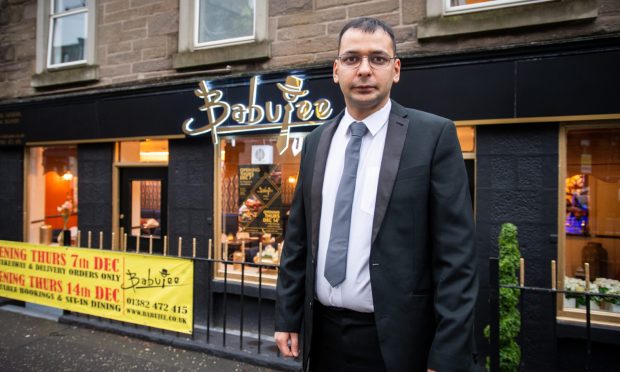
[333,28,400,119]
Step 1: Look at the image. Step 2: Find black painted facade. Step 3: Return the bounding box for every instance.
[1,36,619,369]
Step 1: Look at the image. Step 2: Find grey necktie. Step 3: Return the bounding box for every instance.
[324,121,368,287]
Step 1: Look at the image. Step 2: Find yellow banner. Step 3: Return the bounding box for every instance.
[0,240,193,333]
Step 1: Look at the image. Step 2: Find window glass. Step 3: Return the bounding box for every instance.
[119,140,169,163]
[446,0,547,14]
[27,146,78,246]
[457,126,475,153]
[564,127,620,316]
[50,12,87,65]
[217,134,305,285]
[197,0,255,45]
[53,0,86,13]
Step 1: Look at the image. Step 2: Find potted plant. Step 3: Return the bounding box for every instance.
[484,223,521,371]
[564,276,585,309]
[594,278,620,313]
[57,200,73,246]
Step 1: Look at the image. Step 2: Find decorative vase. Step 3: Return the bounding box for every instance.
[62,229,71,246]
[611,304,620,313]
[590,301,601,311]
[563,296,576,309]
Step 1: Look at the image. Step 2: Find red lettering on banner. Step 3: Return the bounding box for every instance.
[94,257,119,272]
[95,286,119,303]
[0,270,25,286]
[0,246,27,260]
[29,275,63,292]
[30,250,66,266]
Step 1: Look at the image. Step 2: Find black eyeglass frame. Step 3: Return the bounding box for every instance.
[336,54,399,69]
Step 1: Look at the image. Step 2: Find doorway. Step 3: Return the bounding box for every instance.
[119,167,167,253]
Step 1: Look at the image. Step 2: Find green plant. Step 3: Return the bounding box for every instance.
[484,223,521,371]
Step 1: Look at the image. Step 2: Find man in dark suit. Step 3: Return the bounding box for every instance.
[275,17,478,372]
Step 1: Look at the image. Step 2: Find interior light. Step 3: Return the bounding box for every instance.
[62,171,73,181]
[288,176,297,184]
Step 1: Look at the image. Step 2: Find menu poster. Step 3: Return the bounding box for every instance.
[238,165,283,235]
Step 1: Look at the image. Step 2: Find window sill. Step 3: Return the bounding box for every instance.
[31,65,99,89]
[418,0,597,40]
[172,40,271,70]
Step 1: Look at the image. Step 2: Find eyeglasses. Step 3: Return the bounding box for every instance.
[337,53,397,69]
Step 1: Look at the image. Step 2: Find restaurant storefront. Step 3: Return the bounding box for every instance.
[1,35,619,368]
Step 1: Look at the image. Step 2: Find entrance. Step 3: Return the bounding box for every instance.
[119,167,167,253]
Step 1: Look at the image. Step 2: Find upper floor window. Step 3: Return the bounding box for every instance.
[48,0,88,68]
[174,0,269,70]
[444,0,551,15]
[195,0,255,48]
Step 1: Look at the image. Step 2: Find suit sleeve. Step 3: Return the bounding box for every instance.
[427,121,478,371]
[274,143,309,333]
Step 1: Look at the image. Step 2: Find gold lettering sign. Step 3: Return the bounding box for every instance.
[182,75,333,154]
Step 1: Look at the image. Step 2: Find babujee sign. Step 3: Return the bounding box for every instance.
[182,75,334,154]
[0,241,193,333]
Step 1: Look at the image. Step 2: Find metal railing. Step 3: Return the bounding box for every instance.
[61,231,300,371]
[488,257,620,372]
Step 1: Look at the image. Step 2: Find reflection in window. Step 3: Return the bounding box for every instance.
[48,0,88,67]
[446,0,548,14]
[197,0,255,46]
[27,146,78,245]
[218,135,304,285]
[563,127,620,316]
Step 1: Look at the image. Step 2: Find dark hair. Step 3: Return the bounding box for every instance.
[338,17,397,55]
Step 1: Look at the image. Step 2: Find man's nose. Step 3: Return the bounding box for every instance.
[357,57,372,75]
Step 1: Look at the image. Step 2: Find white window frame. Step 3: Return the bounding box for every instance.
[46,0,88,69]
[444,0,553,16]
[193,0,257,49]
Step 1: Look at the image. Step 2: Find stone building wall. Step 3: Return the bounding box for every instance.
[1,0,619,99]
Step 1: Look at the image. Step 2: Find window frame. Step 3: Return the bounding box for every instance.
[557,122,620,327]
[193,0,257,50]
[174,0,269,69]
[443,0,553,16]
[46,0,89,69]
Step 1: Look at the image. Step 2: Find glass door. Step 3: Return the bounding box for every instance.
[119,167,167,253]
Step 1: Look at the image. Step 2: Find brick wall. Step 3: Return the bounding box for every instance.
[1,0,620,98]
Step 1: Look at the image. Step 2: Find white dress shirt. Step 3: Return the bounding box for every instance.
[315,100,390,312]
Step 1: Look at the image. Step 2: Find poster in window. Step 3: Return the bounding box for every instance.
[565,174,589,235]
[238,165,282,235]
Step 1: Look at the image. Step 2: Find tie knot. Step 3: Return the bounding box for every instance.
[349,121,368,138]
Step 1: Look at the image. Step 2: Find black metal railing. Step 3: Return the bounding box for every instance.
[489,257,620,372]
[61,233,300,371]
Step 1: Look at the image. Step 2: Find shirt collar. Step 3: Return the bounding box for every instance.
[341,100,391,137]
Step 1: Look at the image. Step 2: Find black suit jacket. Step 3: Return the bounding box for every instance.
[275,101,478,372]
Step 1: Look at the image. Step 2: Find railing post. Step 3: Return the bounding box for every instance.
[489,257,500,372]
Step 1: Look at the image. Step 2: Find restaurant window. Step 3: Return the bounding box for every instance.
[47,0,89,68]
[561,126,620,322]
[118,139,169,164]
[27,146,78,246]
[444,0,551,15]
[216,134,306,285]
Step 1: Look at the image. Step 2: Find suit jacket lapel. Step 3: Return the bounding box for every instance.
[311,112,343,258]
[372,101,409,243]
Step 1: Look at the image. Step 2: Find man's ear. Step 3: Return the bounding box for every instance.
[333,60,339,83]
[393,58,401,84]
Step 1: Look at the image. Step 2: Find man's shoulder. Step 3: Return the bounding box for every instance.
[394,102,453,127]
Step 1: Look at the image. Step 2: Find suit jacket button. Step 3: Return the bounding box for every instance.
[309,300,313,309]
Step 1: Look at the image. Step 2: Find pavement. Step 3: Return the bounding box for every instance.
[0,304,280,372]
